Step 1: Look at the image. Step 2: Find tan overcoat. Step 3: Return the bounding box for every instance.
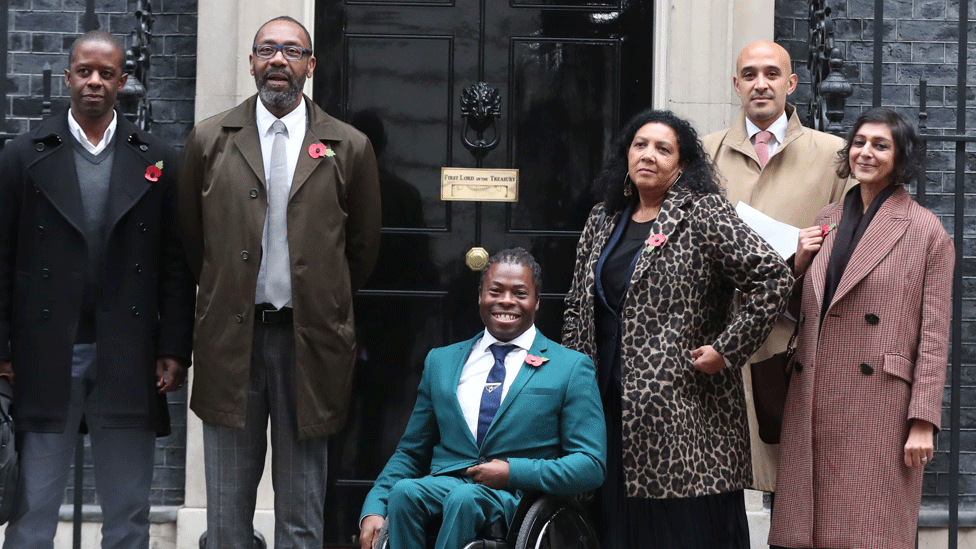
[703,104,850,490]
[768,187,954,548]
[178,95,381,439]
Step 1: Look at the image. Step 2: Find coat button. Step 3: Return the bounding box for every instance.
[865,313,879,325]
[41,268,50,278]
[139,144,148,151]
[33,185,40,193]
[37,225,44,234]
[624,309,636,319]
[860,363,874,375]
[249,188,259,198]
[132,307,140,316]
[241,251,249,260]
[41,309,50,319]
[478,456,487,464]
[35,143,44,152]
[236,313,243,323]
[134,263,142,273]
[794,361,803,373]
[139,222,147,233]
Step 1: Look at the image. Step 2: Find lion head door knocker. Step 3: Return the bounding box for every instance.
[460,82,501,163]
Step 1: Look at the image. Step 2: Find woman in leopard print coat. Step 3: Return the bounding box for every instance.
[562,109,792,549]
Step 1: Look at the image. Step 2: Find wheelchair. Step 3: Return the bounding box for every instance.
[373,492,600,549]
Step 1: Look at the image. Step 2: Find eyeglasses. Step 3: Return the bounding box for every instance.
[252,44,312,61]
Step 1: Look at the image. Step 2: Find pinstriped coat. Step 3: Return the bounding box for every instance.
[769,186,954,549]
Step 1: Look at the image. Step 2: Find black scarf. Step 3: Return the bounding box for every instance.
[820,184,898,323]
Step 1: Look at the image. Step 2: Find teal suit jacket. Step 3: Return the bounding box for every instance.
[361,330,606,519]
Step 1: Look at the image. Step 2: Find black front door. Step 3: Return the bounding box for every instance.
[314,1,653,544]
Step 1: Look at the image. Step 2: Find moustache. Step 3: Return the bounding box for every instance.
[750,93,774,101]
[262,69,294,83]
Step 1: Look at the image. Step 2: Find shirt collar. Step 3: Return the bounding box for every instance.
[745,111,788,145]
[476,325,537,355]
[67,108,117,151]
[255,97,307,139]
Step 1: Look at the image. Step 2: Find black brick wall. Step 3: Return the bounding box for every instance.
[777,0,976,512]
[5,0,197,152]
[4,0,197,507]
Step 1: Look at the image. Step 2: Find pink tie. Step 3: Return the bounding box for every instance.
[754,130,772,168]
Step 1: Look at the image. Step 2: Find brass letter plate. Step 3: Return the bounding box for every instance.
[440,168,519,202]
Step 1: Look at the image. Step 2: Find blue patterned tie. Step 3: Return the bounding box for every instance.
[477,344,514,447]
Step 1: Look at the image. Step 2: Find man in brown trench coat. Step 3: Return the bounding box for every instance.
[703,40,850,492]
[178,16,381,549]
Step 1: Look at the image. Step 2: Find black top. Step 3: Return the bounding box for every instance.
[595,217,654,393]
[601,218,654,310]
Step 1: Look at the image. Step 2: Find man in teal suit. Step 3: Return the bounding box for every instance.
[359,248,606,549]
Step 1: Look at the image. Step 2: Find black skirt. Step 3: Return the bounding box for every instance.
[594,382,751,549]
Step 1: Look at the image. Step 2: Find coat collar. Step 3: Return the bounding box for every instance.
[813,185,912,313]
[592,186,696,306]
[725,103,804,168]
[829,185,912,308]
[27,110,161,239]
[628,185,695,286]
[223,94,346,199]
[450,329,551,449]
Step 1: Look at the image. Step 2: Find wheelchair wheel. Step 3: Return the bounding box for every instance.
[513,496,599,549]
[373,519,391,549]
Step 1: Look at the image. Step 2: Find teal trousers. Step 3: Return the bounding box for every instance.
[387,475,519,549]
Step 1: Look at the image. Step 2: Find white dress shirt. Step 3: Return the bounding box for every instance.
[67,108,117,155]
[745,111,788,158]
[456,325,537,440]
[254,98,307,307]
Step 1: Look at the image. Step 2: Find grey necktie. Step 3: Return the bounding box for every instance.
[261,119,292,308]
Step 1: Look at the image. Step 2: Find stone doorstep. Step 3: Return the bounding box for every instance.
[1,505,969,549]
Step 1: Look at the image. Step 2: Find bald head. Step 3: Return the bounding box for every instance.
[736,40,791,74]
[733,40,798,129]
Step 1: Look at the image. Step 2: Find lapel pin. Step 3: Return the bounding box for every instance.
[525,355,548,367]
[821,223,837,238]
[144,161,163,182]
[308,143,336,159]
[645,233,666,253]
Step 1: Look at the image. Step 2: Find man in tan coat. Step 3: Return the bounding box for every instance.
[703,40,849,492]
[178,16,381,549]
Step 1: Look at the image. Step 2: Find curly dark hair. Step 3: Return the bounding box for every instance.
[479,248,542,297]
[836,107,923,186]
[595,109,722,214]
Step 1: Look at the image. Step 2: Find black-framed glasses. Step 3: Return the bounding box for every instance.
[253,44,312,61]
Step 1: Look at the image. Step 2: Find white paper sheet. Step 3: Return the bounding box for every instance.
[734,201,800,259]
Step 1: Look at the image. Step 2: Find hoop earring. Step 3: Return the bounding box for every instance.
[623,174,633,197]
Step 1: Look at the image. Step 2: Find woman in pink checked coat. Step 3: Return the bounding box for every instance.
[768,108,954,549]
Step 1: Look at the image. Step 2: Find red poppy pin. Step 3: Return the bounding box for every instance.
[308,143,336,159]
[645,233,666,253]
[144,161,163,182]
[525,355,549,367]
[821,223,837,238]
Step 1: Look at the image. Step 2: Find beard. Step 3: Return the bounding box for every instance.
[256,67,306,110]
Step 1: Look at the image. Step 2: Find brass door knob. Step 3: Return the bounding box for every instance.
[465,247,489,271]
